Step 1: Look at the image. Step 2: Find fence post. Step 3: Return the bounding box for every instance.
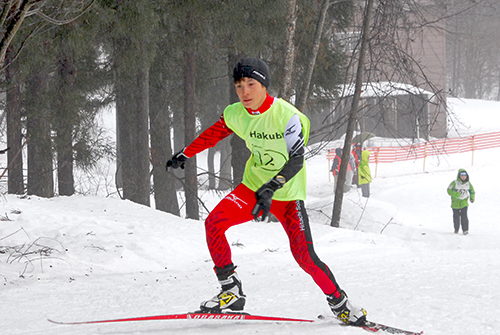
[328,157,331,182]
[471,135,475,166]
[423,142,427,171]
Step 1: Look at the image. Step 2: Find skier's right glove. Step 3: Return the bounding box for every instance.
[166,151,188,171]
[251,176,285,221]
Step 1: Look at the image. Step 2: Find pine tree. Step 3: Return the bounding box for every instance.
[5,45,24,194]
[106,0,159,206]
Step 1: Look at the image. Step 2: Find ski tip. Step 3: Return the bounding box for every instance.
[47,319,65,325]
[48,318,90,325]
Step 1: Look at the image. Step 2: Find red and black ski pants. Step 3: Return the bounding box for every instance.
[204,183,342,298]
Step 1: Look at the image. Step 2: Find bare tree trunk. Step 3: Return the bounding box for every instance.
[497,72,500,101]
[171,96,184,192]
[296,0,329,112]
[115,38,151,207]
[149,72,180,215]
[27,73,54,198]
[184,49,199,220]
[134,66,152,206]
[230,134,248,186]
[279,0,297,101]
[331,0,374,228]
[202,115,216,190]
[5,45,24,194]
[208,147,216,189]
[55,53,75,196]
[228,51,248,186]
[218,139,232,190]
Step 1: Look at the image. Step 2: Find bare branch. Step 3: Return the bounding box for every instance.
[0,0,34,67]
[28,0,96,26]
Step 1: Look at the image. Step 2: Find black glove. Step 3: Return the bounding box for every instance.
[251,176,285,221]
[166,151,188,171]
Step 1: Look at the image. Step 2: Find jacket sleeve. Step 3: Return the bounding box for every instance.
[358,162,371,182]
[469,183,475,202]
[274,114,305,183]
[331,158,339,173]
[183,114,234,158]
[349,154,356,170]
[447,181,460,198]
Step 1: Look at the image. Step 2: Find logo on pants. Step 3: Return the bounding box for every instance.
[225,194,248,209]
[296,201,305,231]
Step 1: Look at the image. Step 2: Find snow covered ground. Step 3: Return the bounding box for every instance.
[1,98,499,335]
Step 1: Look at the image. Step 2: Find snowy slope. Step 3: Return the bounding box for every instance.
[1,98,499,335]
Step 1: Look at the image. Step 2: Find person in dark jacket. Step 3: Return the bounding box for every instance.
[331,148,356,193]
[351,144,362,186]
[447,169,475,235]
[330,148,343,190]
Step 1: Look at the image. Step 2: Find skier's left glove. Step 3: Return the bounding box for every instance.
[252,176,286,221]
[166,151,188,171]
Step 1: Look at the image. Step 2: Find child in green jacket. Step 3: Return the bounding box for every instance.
[447,169,475,235]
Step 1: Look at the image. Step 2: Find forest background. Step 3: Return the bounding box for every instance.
[1,0,499,221]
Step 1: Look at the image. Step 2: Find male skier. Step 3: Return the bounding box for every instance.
[166,57,367,325]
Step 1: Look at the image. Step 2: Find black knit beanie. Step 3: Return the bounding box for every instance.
[233,57,270,88]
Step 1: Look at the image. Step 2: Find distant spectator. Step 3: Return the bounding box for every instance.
[331,148,355,193]
[331,148,342,190]
[352,144,362,166]
[447,169,475,235]
[358,150,372,198]
[351,144,362,186]
[345,151,356,192]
